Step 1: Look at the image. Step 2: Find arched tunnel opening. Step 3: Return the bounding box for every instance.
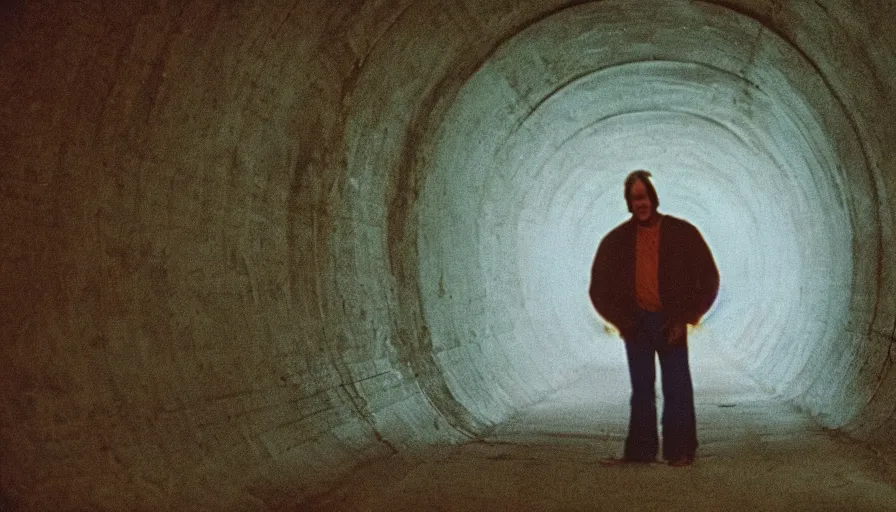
[1,1,895,510]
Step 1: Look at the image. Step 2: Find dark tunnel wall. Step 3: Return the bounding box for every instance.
[1,1,895,509]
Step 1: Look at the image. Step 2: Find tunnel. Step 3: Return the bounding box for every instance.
[1,0,895,510]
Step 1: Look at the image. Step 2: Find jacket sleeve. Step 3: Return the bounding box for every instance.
[683,226,719,325]
[589,234,633,335]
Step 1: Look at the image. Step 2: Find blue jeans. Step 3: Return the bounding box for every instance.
[623,309,697,461]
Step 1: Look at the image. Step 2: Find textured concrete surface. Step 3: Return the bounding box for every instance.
[312,345,896,511]
[1,0,895,510]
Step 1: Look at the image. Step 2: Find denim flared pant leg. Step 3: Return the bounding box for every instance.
[658,343,697,460]
[623,309,662,461]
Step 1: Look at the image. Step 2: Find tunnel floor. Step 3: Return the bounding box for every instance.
[305,345,896,511]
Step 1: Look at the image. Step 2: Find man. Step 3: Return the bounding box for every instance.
[590,170,719,467]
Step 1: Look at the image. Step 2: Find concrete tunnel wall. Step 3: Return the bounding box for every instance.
[1,0,895,509]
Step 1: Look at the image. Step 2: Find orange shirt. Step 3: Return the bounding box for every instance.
[635,219,662,312]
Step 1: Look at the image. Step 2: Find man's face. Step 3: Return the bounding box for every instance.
[630,179,654,222]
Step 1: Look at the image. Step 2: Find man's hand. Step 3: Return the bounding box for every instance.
[619,323,638,342]
[665,322,686,345]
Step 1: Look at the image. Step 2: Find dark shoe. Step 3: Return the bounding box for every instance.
[600,456,658,466]
[667,456,694,467]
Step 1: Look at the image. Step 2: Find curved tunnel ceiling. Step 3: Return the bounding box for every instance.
[1,0,895,509]
[414,2,866,427]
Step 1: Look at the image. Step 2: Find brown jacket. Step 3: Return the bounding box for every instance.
[589,215,719,342]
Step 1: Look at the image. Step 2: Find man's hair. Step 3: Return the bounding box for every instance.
[624,170,660,213]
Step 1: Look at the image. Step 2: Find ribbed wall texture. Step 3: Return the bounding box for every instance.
[1,1,894,509]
